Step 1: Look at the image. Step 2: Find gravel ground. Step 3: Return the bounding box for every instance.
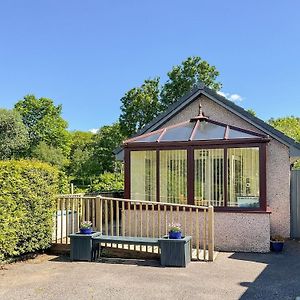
[0,240,300,300]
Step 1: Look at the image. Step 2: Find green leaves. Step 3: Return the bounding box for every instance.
[161,56,221,109]
[14,95,71,157]
[269,116,300,143]
[269,116,300,169]
[0,109,29,160]
[119,56,221,138]
[119,78,161,137]
[0,160,61,261]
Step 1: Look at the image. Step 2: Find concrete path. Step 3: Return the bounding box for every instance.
[1,240,300,300]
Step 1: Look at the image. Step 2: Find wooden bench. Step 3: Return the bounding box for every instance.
[92,235,159,260]
[70,233,192,267]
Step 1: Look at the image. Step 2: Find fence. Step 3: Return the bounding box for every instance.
[53,194,215,261]
[291,170,300,238]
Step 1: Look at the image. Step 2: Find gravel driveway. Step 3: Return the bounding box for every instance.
[1,240,300,300]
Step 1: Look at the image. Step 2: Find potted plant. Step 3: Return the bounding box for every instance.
[80,221,93,234]
[168,223,182,239]
[270,235,285,252]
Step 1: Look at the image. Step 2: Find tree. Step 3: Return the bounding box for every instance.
[0,109,29,159]
[14,95,71,156]
[119,78,161,137]
[247,109,257,117]
[269,116,300,143]
[119,56,222,137]
[92,123,124,174]
[68,131,95,181]
[31,141,68,169]
[269,116,300,169]
[160,56,221,109]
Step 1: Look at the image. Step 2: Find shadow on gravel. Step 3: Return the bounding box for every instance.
[229,240,300,300]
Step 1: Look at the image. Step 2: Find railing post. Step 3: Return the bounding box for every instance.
[208,205,214,261]
[95,196,101,231]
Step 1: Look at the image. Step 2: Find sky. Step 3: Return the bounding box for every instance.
[0,1,299,131]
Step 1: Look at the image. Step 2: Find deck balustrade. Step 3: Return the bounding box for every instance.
[53,194,214,261]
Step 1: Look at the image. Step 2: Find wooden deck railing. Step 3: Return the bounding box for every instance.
[53,194,215,261]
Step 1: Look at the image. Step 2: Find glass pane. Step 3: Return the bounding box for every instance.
[193,121,225,140]
[160,150,187,204]
[227,148,260,207]
[133,132,161,142]
[194,149,224,206]
[161,122,194,141]
[229,128,258,139]
[130,151,156,201]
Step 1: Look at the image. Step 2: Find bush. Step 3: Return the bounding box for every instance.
[0,160,61,261]
[89,172,124,193]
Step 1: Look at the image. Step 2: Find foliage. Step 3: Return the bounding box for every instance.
[89,172,124,192]
[271,235,285,242]
[168,223,182,232]
[68,131,95,180]
[32,142,69,169]
[80,221,92,229]
[0,109,29,159]
[119,57,221,137]
[160,56,221,109]
[91,123,124,174]
[14,95,71,156]
[246,108,257,116]
[269,116,300,169]
[268,116,300,143]
[119,78,161,137]
[0,160,61,261]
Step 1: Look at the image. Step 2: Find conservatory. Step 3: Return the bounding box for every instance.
[123,108,270,212]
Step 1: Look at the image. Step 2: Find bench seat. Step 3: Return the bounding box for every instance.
[93,235,159,246]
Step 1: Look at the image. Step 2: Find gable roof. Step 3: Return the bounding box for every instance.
[115,82,300,158]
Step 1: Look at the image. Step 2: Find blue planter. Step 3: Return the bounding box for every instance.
[270,241,284,252]
[169,231,182,239]
[80,228,92,234]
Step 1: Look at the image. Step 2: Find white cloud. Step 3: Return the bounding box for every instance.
[217,91,243,102]
[89,128,98,134]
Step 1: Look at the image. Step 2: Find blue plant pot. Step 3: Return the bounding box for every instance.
[169,231,182,239]
[270,241,284,252]
[80,228,92,234]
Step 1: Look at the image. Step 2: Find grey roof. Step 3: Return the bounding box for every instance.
[115,82,300,158]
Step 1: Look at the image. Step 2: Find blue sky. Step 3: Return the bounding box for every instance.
[0,1,299,131]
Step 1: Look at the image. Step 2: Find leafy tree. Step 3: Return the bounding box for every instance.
[14,95,71,156]
[160,56,221,109]
[247,109,257,116]
[269,116,300,142]
[31,142,68,169]
[269,116,300,169]
[68,131,95,181]
[119,57,221,137]
[89,172,124,192]
[0,109,29,159]
[92,123,124,174]
[119,78,161,137]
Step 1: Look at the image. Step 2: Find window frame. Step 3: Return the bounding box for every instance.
[124,140,267,212]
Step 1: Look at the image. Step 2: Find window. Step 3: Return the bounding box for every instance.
[160,150,187,204]
[130,151,156,201]
[128,146,264,210]
[227,147,260,208]
[194,149,224,206]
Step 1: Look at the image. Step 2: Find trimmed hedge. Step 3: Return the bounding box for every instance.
[0,160,61,261]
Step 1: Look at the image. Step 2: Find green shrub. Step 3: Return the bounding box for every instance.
[89,172,124,193]
[0,160,61,261]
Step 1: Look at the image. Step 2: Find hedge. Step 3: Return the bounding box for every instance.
[0,160,61,261]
